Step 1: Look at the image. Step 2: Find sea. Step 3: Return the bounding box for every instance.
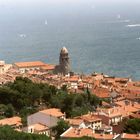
[0,1,140,80]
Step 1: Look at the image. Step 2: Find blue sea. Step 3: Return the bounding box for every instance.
[0,1,140,80]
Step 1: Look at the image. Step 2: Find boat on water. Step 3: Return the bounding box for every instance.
[117,14,121,19]
[19,34,26,38]
[45,20,48,25]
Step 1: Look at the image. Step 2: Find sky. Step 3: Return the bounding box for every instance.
[0,0,140,19]
[1,0,140,6]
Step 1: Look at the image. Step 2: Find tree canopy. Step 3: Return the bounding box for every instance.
[0,126,50,140]
[52,120,70,139]
[0,77,100,121]
[124,118,140,134]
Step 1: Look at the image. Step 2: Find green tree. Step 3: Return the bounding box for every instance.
[61,94,74,117]
[61,85,68,92]
[0,126,50,140]
[52,120,69,139]
[124,118,140,134]
[74,94,84,107]
[5,104,15,117]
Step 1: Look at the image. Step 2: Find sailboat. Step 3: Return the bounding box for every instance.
[117,14,121,19]
[45,20,48,25]
[19,34,26,38]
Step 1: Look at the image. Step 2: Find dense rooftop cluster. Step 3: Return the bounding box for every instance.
[0,48,140,139]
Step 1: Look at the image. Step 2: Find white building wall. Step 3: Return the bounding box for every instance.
[0,64,12,74]
[19,67,40,73]
[110,116,122,125]
[84,121,102,129]
[27,126,50,136]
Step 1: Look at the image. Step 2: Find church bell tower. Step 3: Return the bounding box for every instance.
[59,47,70,75]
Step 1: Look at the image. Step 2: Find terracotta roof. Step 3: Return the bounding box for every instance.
[0,116,22,126]
[40,108,65,117]
[67,119,83,126]
[65,76,80,82]
[14,61,45,68]
[130,113,140,119]
[30,123,49,132]
[100,104,140,118]
[75,114,101,123]
[41,64,55,70]
[93,87,110,98]
[122,133,140,140]
[61,127,115,140]
[115,100,130,107]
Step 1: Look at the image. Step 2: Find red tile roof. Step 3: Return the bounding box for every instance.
[41,64,55,70]
[122,133,140,140]
[14,61,45,68]
[76,114,101,123]
[40,108,65,117]
[67,119,83,126]
[93,87,110,98]
[0,116,22,126]
[61,127,115,140]
[30,123,49,132]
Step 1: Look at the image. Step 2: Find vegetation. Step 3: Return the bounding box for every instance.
[0,77,100,120]
[52,120,70,139]
[0,126,50,140]
[124,118,140,134]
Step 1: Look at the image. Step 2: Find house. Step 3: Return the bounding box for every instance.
[121,133,140,140]
[130,112,140,119]
[0,116,22,129]
[64,76,82,90]
[60,127,120,140]
[40,64,55,73]
[67,113,113,134]
[27,123,50,136]
[66,118,84,128]
[0,60,12,74]
[97,103,140,126]
[14,61,46,73]
[92,87,110,99]
[75,113,102,130]
[27,108,65,133]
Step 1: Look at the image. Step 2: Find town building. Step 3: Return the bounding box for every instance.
[14,61,46,73]
[0,116,22,130]
[121,133,140,140]
[27,108,65,135]
[40,64,55,73]
[0,60,12,74]
[60,127,120,140]
[27,123,50,136]
[96,102,140,126]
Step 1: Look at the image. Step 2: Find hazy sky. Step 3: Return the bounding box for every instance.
[0,0,140,17]
[1,0,140,6]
